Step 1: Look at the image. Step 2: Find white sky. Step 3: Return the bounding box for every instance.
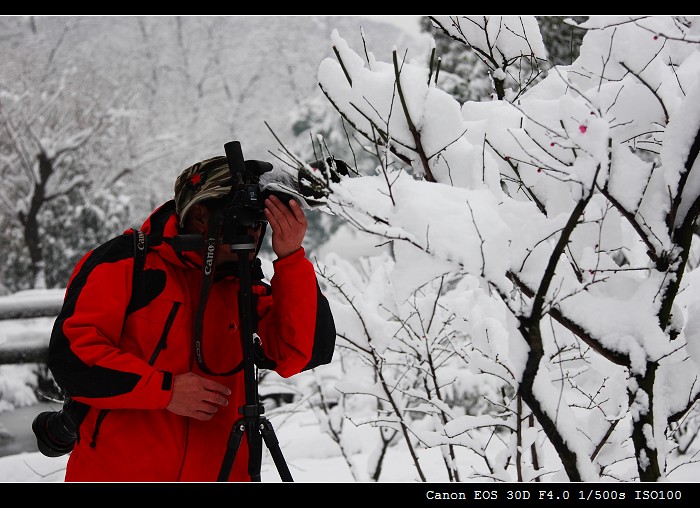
[359,15,423,36]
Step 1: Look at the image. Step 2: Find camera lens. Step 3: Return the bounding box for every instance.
[32,410,78,457]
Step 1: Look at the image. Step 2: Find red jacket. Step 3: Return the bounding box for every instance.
[47,201,335,481]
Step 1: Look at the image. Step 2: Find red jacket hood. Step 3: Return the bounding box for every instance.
[131,200,202,271]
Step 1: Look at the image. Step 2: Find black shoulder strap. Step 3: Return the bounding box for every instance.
[130,228,147,305]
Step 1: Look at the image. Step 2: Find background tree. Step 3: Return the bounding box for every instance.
[536,16,587,66]
[0,16,408,291]
[0,36,134,289]
[288,15,700,482]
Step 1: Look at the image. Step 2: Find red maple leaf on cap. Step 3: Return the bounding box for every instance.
[190,174,202,185]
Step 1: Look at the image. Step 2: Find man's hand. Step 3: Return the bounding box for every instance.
[264,194,307,259]
[166,372,231,421]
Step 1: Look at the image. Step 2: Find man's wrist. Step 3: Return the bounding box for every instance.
[274,246,302,261]
[273,247,305,265]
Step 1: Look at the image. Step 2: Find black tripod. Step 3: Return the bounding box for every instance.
[216,236,293,482]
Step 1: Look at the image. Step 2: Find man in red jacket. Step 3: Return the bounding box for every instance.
[42,155,336,481]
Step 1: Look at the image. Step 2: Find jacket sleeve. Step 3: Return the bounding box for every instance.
[47,239,173,411]
[257,248,336,378]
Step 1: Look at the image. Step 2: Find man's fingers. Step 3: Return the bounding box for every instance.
[201,378,231,396]
[265,195,305,227]
[200,380,230,408]
[264,207,279,229]
[167,372,233,420]
[264,195,284,216]
[287,199,307,223]
[265,196,290,227]
[192,409,217,421]
[190,398,226,421]
[203,392,229,407]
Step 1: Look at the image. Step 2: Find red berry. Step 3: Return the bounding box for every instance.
[653,35,658,40]
[550,142,555,147]
[537,168,542,173]
[579,125,587,134]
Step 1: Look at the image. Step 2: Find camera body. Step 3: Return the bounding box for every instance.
[214,150,274,245]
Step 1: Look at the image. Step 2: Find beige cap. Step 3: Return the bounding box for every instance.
[174,156,232,227]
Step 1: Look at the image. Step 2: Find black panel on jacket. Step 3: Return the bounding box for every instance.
[48,233,144,398]
[302,282,336,371]
[127,269,166,315]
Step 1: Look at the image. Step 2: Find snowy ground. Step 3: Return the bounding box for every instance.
[2,399,700,485]
[1,388,699,508]
[0,400,468,483]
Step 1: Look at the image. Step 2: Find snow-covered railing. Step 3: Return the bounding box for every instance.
[0,289,64,365]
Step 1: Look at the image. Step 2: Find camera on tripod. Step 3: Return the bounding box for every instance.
[211,144,274,245]
[213,140,349,245]
[172,140,348,253]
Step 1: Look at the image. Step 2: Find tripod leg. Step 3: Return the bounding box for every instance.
[259,417,294,482]
[218,420,246,482]
[247,420,263,482]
